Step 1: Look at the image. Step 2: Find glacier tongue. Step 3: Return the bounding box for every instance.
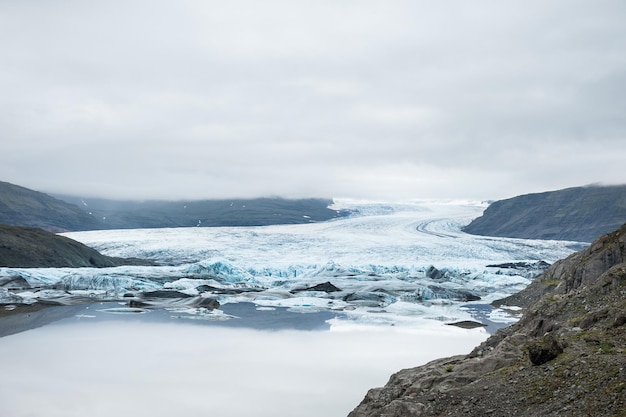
[2,200,581,325]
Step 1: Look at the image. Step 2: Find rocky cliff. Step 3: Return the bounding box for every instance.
[348,223,626,417]
[463,184,626,242]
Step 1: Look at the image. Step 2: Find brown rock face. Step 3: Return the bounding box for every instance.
[527,334,563,365]
[348,223,626,417]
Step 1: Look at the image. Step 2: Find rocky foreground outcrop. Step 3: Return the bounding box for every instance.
[349,223,626,417]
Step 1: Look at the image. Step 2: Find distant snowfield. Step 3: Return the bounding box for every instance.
[64,199,575,267]
[4,199,580,325]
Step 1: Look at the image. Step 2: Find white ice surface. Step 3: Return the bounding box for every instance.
[1,199,581,324]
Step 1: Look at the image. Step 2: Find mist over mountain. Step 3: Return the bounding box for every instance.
[0,181,346,232]
[463,185,626,243]
[0,181,102,232]
[3,180,625,242]
[53,194,347,229]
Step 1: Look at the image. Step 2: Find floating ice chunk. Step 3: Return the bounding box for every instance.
[488,307,523,323]
[384,301,430,317]
[169,308,238,321]
[499,305,522,311]
[98,307,149,314]
[184,261,259,283]
[252,295,342,313]
[0,288,26,304]
[343,291,396,308]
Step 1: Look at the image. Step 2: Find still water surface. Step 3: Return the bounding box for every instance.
[0,303,487,417]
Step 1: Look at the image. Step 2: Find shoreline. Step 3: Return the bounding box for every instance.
[0,301,343,338]
[1,297,512,339]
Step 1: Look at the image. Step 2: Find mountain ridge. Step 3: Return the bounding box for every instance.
[0,181,102,232]
[463,184,626,242]
[0,224,153,268]
[52,194,347,229]
[0,180,346,232]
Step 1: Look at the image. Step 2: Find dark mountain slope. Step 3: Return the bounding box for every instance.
[0,180,346,231]
[53,195,346,228]
[0,181,101,232]
[0,224,152,268]
[463,184,626,242]
[348,223,626,417]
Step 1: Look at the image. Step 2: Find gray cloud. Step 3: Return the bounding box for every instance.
[1,0,625,200]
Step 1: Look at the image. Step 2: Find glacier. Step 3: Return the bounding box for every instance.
[0,199,582,327]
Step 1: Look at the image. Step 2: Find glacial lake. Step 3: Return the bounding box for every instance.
[0,302,487,417]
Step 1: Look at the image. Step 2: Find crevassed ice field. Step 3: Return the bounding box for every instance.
[5,199,579,327]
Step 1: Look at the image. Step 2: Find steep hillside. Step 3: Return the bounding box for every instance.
[0,181,347,231]
[0,224,152,268]
[0,181,101,232]
[463,185,626,242]
[53,195,347,228]
[349,223,626,417]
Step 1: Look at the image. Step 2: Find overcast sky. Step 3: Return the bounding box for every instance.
[1,0,625,201]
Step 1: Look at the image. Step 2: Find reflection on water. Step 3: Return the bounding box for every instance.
[0,305,487,417]
[0,301,337,338]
